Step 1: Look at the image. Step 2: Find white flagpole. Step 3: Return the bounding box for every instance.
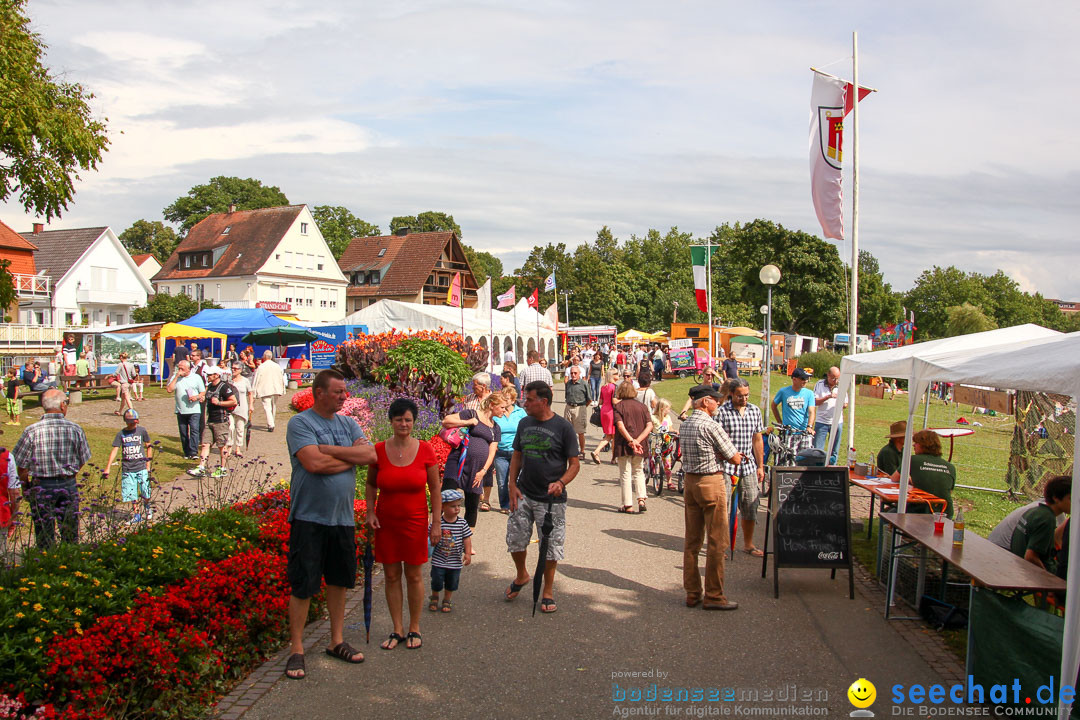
[489,287,494,373]
[846,30,860,456]
[706,244,714,364]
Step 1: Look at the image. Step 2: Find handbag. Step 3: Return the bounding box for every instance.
[589,406,602,427]
[438,426,466,449]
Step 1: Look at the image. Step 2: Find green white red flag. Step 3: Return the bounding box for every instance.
[691,246,709,312]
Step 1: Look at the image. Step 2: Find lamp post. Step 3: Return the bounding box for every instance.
[759,264,781,413]
[672,300,679,325]
[561,290,573,361]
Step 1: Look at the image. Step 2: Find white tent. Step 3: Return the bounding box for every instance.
[342,298,559,367]
[904,332,1080,720]
[826,324,1062,468]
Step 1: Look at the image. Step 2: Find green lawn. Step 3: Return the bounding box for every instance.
[653,371,1024,537]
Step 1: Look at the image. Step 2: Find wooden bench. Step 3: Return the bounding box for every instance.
[284,368,314,389]
[59,373,128,403]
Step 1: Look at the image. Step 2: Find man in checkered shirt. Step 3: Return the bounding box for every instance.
[12,388,91,548]
[516,350,553,405]
[716,378,765,557]
[679,384,743,611]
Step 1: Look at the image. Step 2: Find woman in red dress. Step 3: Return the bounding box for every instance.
[365,398,441,650]
[591,368,619,464]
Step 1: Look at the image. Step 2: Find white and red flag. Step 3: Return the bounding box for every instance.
[809,70,872,240]
[526,288,539,309]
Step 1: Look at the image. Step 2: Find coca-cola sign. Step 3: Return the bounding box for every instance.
[255,301,292,311]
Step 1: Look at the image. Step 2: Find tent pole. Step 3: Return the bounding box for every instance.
[846,29,861,455]
[923,385,931,428]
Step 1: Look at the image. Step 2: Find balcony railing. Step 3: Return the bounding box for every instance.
[76,288,143,305]
[0,324,87,348]
[12,273,50,298]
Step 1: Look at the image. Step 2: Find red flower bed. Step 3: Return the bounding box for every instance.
[289,388,313,412]
[10,490,368,719]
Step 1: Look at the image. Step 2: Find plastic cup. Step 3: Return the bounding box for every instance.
[933,515,945,535]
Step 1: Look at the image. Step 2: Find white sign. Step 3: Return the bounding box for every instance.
[668,338,693,349]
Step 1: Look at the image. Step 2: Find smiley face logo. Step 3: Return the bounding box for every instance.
[847,678,876,709]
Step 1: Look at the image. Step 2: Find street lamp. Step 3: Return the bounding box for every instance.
[759,264,781,412]
[672,300,679,324]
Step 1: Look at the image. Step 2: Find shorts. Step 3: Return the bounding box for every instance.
[563,404,588,433]
[506,495,566,561]
[209,421,229,447]
[6,397,22,416]
[731,473,760,519]
[121,469,150,503]
[430,565,461,592]
[287,519,357,598]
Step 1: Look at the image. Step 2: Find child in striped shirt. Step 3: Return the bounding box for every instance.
[429,489,472,613]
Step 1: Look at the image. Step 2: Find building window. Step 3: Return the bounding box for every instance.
[216,283,221,300]
[369,272,380,285]
[330,300,336,308]
[184,255,191,268]
[284,251,292,267]
[352,272,365,285]
[222,226,231,235]
[64,312,75,325]
[195,284,205,301]
[427,274,434,285]
[438,275,449,287]
[300,222,308,234]
[377,248,387,257]
[307,254,314,270]
[275,253,280,260]
[317,262,324,271]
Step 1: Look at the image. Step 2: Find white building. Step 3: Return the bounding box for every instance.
[152,204,347,324]
[131,253,163,285]
[20,225,153,327]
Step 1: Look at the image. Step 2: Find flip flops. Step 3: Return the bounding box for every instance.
[505,578,528,601]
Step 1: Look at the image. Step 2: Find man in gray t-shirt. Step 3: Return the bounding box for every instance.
[283,369,375,680]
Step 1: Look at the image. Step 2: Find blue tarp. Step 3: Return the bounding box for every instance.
[161,309,310,378]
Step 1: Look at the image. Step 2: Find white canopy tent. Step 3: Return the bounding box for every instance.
[906,333,1080,720]
[342,298,559,368]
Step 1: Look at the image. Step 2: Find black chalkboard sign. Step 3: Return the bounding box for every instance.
[760,466,854,599]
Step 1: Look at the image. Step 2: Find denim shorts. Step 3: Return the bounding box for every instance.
[430,565,461,592]
[121,469,150,503]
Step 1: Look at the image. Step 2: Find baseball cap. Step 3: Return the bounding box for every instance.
[206,366,222,376]
[791,368,810,380]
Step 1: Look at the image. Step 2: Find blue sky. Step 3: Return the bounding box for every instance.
[4,0,1079,297]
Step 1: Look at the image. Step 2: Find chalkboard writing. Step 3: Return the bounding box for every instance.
[761,466,854,599]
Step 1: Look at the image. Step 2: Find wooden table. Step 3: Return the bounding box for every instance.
[879,513,1065,675]
[849,474,948,539]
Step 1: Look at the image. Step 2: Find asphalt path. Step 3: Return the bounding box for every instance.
[244,388,945,720]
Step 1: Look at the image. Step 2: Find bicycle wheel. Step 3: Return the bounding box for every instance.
[649,455,664,496]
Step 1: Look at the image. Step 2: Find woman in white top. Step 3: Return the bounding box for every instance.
[635,370,658,413]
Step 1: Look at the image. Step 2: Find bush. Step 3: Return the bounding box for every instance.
[793,350,843,382]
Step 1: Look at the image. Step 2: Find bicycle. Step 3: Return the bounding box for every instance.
[647,429,684,496]
[767,424,814,467]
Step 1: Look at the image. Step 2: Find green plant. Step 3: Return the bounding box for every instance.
[793,350,843,381]
[375,338,474,412]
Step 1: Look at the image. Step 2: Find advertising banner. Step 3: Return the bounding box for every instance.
[306,325,368,369]
[99,332,151,373]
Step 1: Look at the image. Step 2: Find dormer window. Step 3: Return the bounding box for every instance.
[222,226,231,235]
[369,271,380,285]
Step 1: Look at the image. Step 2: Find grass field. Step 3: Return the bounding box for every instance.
[652,371,1026,537]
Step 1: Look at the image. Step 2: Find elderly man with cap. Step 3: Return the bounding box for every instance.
[679,384,743,611]
[877,421,907,476]
[770,368,816,451]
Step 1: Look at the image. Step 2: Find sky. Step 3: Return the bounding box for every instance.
[4,0,1079,298]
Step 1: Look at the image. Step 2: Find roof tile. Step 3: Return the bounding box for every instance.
[19,227,107,281]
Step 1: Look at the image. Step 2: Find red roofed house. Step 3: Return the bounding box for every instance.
[0,218,48,324]
[130,253,163,285]
[337,229,479,314]
[152,205,347,323]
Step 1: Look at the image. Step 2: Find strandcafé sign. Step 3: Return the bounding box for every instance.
[255,301,292,312]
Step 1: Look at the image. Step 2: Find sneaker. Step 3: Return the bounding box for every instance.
[128,513,143,525]
[210,467,227,478]
[144,510,154,521]
[187,466,206,477]
[185,455,199,461]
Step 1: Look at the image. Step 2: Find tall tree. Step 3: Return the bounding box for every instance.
[858,250,902,335]
[905,266,993,339]
[311,205,380,260]
[461,245,503,284]
[163,176,289,233]
[0,0,109,221]
[945,302,996,336]
[389,211,461,237]
[118,220,179,264]
[709,220,846,337]
[132,293,220,324]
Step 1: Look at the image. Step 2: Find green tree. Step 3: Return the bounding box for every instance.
[945,302,996,336]
[904,266,990,339]
[0,0,109,222]
[311,205,380,260]
[163,176,289,233]
[514,242,571,312]
[858,250,902,334]
[0,260,17,321]
[389,211,461,237]
[461,245,503,285]
[118,220,179,264]
[709,220,846,337]
[132,293,221,324]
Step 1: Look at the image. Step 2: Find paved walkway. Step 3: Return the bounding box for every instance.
[225,389,957,720]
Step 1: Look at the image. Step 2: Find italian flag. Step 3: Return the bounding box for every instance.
[691,246,709,312]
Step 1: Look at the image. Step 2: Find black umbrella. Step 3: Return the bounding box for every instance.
[531,501,554,617]
[362,539,375,643]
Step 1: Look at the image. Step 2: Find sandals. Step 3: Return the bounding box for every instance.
[505,578,529,601]
[618,506,633,514]
[406,631,422,649]
[590,450,601,465]
[381,633,404,650]
[285,652,305,679]
[428,595,439,612]
[441,600,453,613]
[540,598,558,613]
[325,641,364,663]
[479,501,491,512]
[638,500,647,513]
